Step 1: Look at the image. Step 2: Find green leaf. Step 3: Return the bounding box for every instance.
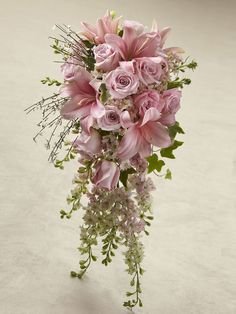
[118,29,123,37]
[146,154,165,173]
[167,78,191,89]
[165,169,172,180]
[70,271,78,278]
[82,40,94,49]
[91,255,97,261]
[160,140,183,159]
[126,292,134,297]
[187,60,198,70]
[119,168,136,188]
[82,56,95,71]
[139,299,143,307]
[168,121,185,140]
[41,77,61,86]
[99,83,109,104]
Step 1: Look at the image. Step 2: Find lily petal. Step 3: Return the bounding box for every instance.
[141,107,161,126]
[141,121,171,147]
[117,125,140,160]
[60,96,91,120]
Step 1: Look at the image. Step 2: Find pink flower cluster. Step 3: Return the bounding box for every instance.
[59,12,182,190]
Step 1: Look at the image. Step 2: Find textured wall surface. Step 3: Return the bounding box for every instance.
[0,0,235,313]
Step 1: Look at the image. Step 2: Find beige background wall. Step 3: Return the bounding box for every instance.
[0,0,235,313]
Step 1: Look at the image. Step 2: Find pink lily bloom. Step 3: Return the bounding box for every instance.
[105,20,161,61]
[81,11,121,44]
[60,67,105,122]
[117,107,171,160]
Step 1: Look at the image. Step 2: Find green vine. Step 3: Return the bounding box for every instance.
[101,227,120,266]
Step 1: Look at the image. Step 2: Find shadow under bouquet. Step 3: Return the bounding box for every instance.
[26,11,197,310]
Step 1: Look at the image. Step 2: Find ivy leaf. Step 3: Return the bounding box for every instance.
[146,154,165,173]
[168,122,185,140]
[165,169,172,180]
[160,140,183,159]
[119,168,136,188]
[99,83,109,103]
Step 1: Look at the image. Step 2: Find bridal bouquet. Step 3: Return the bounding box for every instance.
[26,11,197,310]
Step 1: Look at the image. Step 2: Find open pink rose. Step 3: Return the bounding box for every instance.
[105,65,139,99]
[81,11,120,44]
[134,90,164,117]
[135,56,168,85]
[97,106,121,131]
[94,44,120,72]
[92,160,120,190]
[159,88,182,126]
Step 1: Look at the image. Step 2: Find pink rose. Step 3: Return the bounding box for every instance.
[97,106,121,131]
[160,88,182,126]
[74,129,102,156]
[134,90,164,117]
[92,160,120,190]
[105,66,139,99]
[135,56,168,85]
[93,44,120,72]
[61,58,79,81]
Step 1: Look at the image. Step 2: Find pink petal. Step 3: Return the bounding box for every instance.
[105,34,126,59]
[81,22,97,36]
[117,125,140,160]
[60,96,91,120]
[60,81,82,98]
[80,115,94,134]
[120,110,133,128]
[137,136,152,158]
[135,32,160,58]
[89,78,102,92]
[141,107,161,126]
[119,60,136,73]
[75,129,101,155]
[90,98,105,118]
[123,20,145,36]
[160,27,171,47]
[122,26,137,54]
[159,112,176,126]
[141,121,171,148]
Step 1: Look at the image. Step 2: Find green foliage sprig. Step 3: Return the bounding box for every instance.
[41,77,62,86]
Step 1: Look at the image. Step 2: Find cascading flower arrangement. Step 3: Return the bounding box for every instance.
[26,11,197,310]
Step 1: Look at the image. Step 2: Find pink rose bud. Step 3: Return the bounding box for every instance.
[93,44,120,72]
[135,56,168,85]
[92,160,120,190]
[97,106,121,131]
[160,88,182,126]
[105,66,139,99]
[134,90,164,117]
